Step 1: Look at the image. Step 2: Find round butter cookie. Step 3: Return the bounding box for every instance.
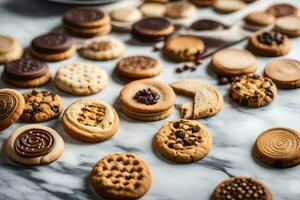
[0,35,23,64]
[110,7,142,30]
[266,4,300,18]
[213,0,246,14]
[245,12,276,26]
[139,3,167,17]
[165,1,197,19]
[275,15,300,37]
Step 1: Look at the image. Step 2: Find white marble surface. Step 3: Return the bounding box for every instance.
[0,0,300,200]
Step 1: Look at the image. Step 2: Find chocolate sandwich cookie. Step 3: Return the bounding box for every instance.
[190,0,216,7]
[132,17,174,43]
[266,3,300,18]
[190,19,225,31]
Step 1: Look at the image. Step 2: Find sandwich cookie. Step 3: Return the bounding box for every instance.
[155,119,212,163]
[91,153,152,200]
[213,0,246,14]
[266,4,300,18]
[54,62,108,96]
[245,12,276,26]
[110,7,142,30]
[264,59,300,89]
[275,15,300,37]
[0,35,23,64]
[139,3,167,17]
[165,1,197,19]
[29,33,75,62]
[2,58,51,88]
[62,99,119,143]
[190,19,225,31]
[190,0,216,7]
[0,89,25,131]
[5,125,64,165]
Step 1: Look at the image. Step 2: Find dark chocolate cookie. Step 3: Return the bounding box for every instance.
[190,19,225,31]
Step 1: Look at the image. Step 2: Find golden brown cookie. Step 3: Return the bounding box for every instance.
[139,2,167,17]
[155,119,212,163]
[0,89,25,131]
[244,12,276,26]
[266,3,300,18]
[190,0,216,7]
[213,0,246,14]
[91,153,152,200]
[165,1,197,19]
[0,35,23,64]
[275,15,300,37]
[254,127,300,168]
[21,90,63,122]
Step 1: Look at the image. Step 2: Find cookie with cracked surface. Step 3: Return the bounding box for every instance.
[0,89,25,131]
[155,119,212,163]
[212,176,273,200]
[62,99,119,143]
[266,3,300,18]
[230,74,277,107]
[91,153,151,200]
[21,90,63,122]
[54,62,108,96]
[165,1,197,19]
[5,124,64,165]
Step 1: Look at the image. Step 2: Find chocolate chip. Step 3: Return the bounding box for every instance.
[173,122,180,129]
[183,138,195,146]
[51,106,60,113]
[191,126,200,133]
[252,74,260,79]
[218,76,229,85]
[168,143,174,148]
[174,130,185,139]
[257,32,285,46]
[194,58,203,65]
[265,89,274,98]
[134,88,160,105]
[31,90,38,96]
[234,86,241,92]
[190,67,197,72]
[175,67,183,73]
[229,76,240,82]
[183,64,189,71]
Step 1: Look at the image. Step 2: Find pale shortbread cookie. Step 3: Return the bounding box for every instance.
[213,0,246,13]
[165,1,197,19]
[54,62,108,96]
[110,7,142,23]
[245,12,276,26]
[62,99,119,142]
[5,125,64,165]
[275,15,300,37]
[139,3,167,17]
[0,45,23,64]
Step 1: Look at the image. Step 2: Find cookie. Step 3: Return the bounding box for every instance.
[78,36,125,61]
[190,19,225,31]
[164,35,205,62]
[266,4,300,18]
[110,7,142,30]
[230,74,277,108]
[139,3,167,17]
[190,0,216,7]
[0,89,25,131]
[5,125,64,165]
[62,99,119,143]
[275,15,300,37]
[64,23,111,38]
[247,31,291,56]
[212,176,273,200]
[155,119,212,163]
[245,12,276,26]
[54,62,108,96]
[264,59,300,89]
[144,0,168,3]
[21,90,63,122]
[132,17,174,43]
[116,55,162,79]
[213,0,246,14]
[2,58,51,88]
[211,48,258,77]
[254,127,300,168]
[29,33,75,62]
[0,35,23,64]
[91,153,152,200]
[165,1,197,19]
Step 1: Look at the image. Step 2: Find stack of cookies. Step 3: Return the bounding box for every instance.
[0,35,23,64]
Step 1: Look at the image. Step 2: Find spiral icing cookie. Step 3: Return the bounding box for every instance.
[266,4,300,18]
[21,90,63,122]
[0,89,25,131]
[54,63,108,96]
[116,55,162,80]
[155,119,212,163]
[62,99,119,143]
[0,35,23,64]
[212,176,273,200]
[230,74,277,108]
[213,0,246,14]
[248,31,291,56]
[275,15,300,37]
[244,12,275,26]
[78,36,125,61]
[29,33,75,62]
[264,59,300,89]
[5,125,64,165]
[254,127,300,168]
[91,153,152,200]
[165,1,197,19]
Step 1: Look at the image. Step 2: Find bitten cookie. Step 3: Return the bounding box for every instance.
[0,89,25,131]
[54,62,108,96]
[213,0,246,14]
[244,12,276,26]
[212,176,273,200]
[5,125,64,165]
[155,119,212,163]
[254,127,300,168]
[78,36,125,61]
[230,74,277,107]
[21,90,63,122]
[266,3,300,18]
[62,99,119,143]
[275,15,300,37]
[91,153,152,200]
[165,1,197,19]
[0,35,23,64]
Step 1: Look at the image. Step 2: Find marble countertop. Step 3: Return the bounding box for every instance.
[0,0,300,200]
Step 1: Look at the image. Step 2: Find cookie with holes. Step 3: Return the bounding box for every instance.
[91,153,152,200]
[155,119,212,163]
[21,90,63,122]
[62,99,119,142]
[54,62,108,96]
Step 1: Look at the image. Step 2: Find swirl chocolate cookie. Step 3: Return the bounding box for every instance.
[155,119,212,163]
[62,99,119,142]
[5,125,64,165]
[91,153,152,200]
[0,35,23,64]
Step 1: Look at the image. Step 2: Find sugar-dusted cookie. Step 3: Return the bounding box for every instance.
[54,62,108,96]
[213,0,246,14]
[165,1,197,19]
[230,74,277,107]
[5,125,64,165]
[212,176,273,200]
[275,15,300,37]
[190,0,216,7]
[0,89,25,131]
[248,31,291,56]
[139,3,167,17]
[116,55,162,80]
[0,35,23,64]
[266,3,300,18]
[264,59,300,89]
[21,90,63,122]
[211,48,258,77]
[155,119,212,163]
[91,153,152,200]
[78,36,125,61]
[190,19,225,31]
[245,12,276,26]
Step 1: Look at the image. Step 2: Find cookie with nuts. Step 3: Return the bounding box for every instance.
[155,119,212,163]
